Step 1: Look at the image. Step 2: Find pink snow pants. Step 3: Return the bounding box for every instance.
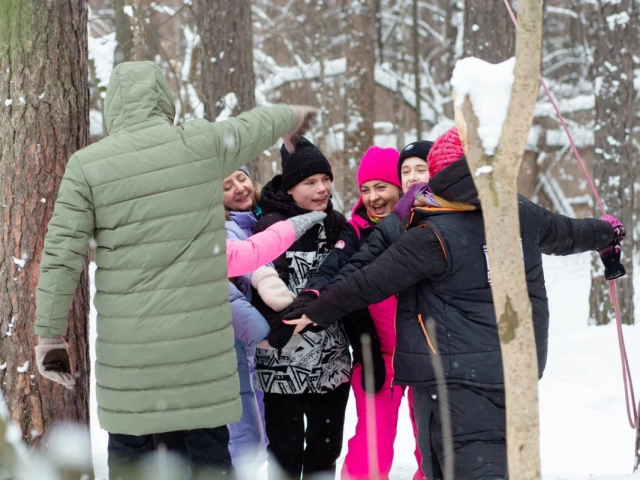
[341,355,425,480]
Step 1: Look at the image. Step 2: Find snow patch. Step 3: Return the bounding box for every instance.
[123,5,134,17]
[0,362,6,369]
[4,99,12,106]
[215,92,238,122]
[475,165,494,176]
[452,57,516,156]
[606,11,630,30]
[13,257,25,268]
[17,361,29,373]
[18,96,25,105]
[88,32,117,88]
[6,316,17,337]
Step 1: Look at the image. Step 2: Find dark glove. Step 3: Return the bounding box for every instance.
[281,290,319,321]
[267,322,297,349]
[598,215,627,280]
[344,309,387,394]
[600,215,626,243]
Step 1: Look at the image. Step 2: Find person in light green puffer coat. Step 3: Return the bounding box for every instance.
[32,61,318,477]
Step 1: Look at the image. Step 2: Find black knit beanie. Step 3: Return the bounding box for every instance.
[280,137,333,192]
[398,140,433,181]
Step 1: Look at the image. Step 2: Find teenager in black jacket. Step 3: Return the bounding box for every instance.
[252,137,351,480]
[284,128,623,480]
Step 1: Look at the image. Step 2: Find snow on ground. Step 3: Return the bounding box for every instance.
[90,253,640,479]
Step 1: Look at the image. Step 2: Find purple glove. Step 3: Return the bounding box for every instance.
[394,182,430,219]
[600,215,626,244]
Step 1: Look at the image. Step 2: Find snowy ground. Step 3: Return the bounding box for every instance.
[89,253,640,479]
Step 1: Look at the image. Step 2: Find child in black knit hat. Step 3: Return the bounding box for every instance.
[251,137,351,479]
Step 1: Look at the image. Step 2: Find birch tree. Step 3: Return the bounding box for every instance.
[453,0,543,477]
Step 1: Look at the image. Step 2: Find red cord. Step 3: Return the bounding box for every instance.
[501,0,637,429]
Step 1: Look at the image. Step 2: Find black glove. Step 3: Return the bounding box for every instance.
[344,309,387,394]
[267,322,297,349]
[281,290,318,321]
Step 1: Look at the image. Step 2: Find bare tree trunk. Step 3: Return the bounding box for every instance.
[464,0,516,62]
[343,0,376,210]
[454,0,543,478]
[588,0,636,326]
[130,0,147,61]
[412,0,421,140]
[114,0,134,66]
[0,0,90,454]
[198,0,259,180]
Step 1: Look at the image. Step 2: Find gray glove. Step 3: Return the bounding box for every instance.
[287,211,327,240]
[283,106,319,153]
[35,336,74,390]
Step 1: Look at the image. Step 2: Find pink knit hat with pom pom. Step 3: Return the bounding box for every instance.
[427,127,465,177]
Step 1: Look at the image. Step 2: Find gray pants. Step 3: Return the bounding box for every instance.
[412,384,508,480]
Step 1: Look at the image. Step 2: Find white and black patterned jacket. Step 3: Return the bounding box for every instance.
[251,176,351,394]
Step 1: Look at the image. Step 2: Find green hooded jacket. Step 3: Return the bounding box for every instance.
[34,61,295,435]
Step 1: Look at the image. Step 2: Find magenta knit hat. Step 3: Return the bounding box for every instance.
[357,146,401,189]
[427,127,465,177]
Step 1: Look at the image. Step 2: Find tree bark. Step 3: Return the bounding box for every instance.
[464,0,516,63]
[412,0,421,140]
[197,0,259,180]
[454,0,543,478]
[343,0,376,210]
[0,0,91,454]
[588,0,636,326]
[130,0,147,61]
[114,0,134,66]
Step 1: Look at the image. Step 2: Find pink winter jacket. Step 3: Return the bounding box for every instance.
[348,202,398,357]
[226,220,296,277]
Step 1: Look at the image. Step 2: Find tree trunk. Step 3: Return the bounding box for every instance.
[0,0,91,453]
[588,0,636,326]
[454,0,543,478]
[130,0,147,61]
[114,0,134,66]
[464,0,516,63]
[412,0,421,140]
[343,0,376,210]
[197,0,259,181]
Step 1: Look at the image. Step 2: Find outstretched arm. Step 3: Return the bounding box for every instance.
[288,226,446,330]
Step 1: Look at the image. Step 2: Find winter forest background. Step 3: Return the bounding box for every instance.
[1,0,640,478]
[85,0,640,326]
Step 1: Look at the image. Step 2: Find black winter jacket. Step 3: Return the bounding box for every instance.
[252,175,351,394]
[303,158,614,389]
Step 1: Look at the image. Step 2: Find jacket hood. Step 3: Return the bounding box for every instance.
[428,157,481,207]
[104,61,176,135]
[259,174,334,218]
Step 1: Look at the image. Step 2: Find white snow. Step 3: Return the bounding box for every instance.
[0,363,6,370]
[90,109,104,138]
[215,92,239,122]
[4,99,12,106]
[6,316,17,337]
[13,257,25,268]
[17,361,29,373]
[451,57,516,156]
[606,12,630,31]
[88,255,640,479]
[40,198,46,203]
[475,165,494,176]
[88,32,117,88]
[46,423,92,470]
[123,5,134,18]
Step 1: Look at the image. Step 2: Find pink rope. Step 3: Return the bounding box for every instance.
[502,0,637,429]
